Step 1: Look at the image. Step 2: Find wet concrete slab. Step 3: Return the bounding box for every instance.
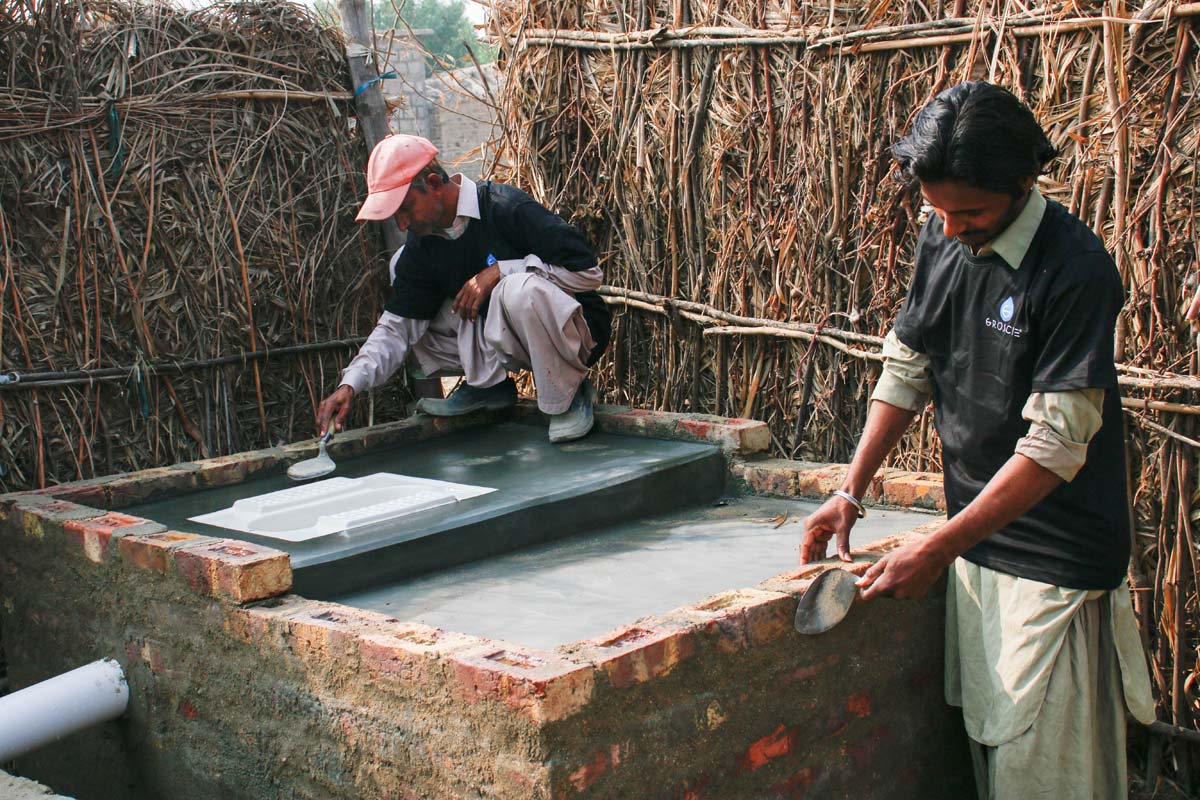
[331,495,937,650]
[123,423,726,595]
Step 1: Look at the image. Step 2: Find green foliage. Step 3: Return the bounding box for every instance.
[313,0,494,72]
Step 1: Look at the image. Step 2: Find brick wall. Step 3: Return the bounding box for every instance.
[424,65,502,180]
[0,408,970,799]
[375,30,501,181]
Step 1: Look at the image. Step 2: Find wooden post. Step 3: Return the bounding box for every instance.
[337,0,444,401]
[337,0,403,253]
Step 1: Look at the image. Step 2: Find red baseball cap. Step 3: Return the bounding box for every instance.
[355,134,440,221]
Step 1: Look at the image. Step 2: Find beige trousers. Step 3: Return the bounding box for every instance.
[410,273,595,415]
[947,559,1156,800]
[966,596,1127,799]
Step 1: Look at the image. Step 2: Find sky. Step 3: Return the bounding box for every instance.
[462,1,488,24]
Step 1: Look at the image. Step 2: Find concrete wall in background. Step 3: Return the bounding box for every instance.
[376,30,501,181]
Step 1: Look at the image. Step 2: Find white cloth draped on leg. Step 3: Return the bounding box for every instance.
[484,273,594,414]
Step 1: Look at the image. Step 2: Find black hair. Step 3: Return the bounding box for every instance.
[410,159,450,193]
[892,81,1056,196]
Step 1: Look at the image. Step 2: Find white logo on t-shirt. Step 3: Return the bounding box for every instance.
[986,296,1023,338]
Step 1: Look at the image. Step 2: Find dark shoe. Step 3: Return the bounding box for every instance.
[549,379,596,443]
[415,377,517,417]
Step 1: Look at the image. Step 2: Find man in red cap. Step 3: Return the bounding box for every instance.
[317,134,611,443]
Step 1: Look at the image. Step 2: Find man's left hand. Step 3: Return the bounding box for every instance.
[856,540,950,600]
[453,264,502,322]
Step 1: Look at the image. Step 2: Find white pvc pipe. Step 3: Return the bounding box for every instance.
[0,659,129,763]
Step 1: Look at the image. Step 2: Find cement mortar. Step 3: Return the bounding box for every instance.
[333,495,935,650]
[123,424,726,596]
[0,771,74,799]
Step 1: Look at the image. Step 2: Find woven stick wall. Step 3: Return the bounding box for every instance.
[0,0,402,491]
[490,0,1200,772]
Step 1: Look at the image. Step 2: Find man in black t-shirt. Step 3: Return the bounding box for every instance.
[317,135,611,443]
[799,83,1154,799]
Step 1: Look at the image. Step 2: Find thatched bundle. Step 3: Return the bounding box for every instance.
[489,0,1200,778]
[0,0,401,490]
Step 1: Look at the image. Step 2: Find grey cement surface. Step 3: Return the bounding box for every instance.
[123,424,726,594]
[0,771,74,799]
[332,496,939,650]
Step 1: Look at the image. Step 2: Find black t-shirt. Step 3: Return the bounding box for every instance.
[385,181,612,365]
[893,200,1129,589]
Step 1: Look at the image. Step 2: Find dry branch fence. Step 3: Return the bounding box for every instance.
[0,0,406,491]
[489,0,1200,782]
[2,0,1200,787]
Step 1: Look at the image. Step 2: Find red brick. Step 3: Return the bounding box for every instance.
[126,638,177,678]
[757,563,828,594]
[65,513,162,563]
[571,621,697,689]
[173,539,291,602]
[792,465,846,498]
[101,466,198,508]
[226,598,320,645]
[450,644,596,723]
[676,415,770,453]
[562,742,630,794]
[791,464,904,501]
[194,450,281,487]
[738,724,801,771]
[358,623,484,686]
[118,530,211,574]
[24,480,112,507]
[280,604,388,664]
[853,526,944,568]
[880,472,946,511]
[1,495,55,537]
[567,748,610,793]
[585,405,770,454]
[670,589,793,652]
[733,460,801,497]
[847,691,872,717]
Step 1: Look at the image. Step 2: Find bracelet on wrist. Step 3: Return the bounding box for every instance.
[831,489,866,519]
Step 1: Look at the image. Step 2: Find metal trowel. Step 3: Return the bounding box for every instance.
[287,431,335,481]
[793,568,861,634]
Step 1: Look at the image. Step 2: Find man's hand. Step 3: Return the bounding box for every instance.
[453,264,502,322]
[856,540,950,600]
[800,495,861,564]
[316,384,355,436]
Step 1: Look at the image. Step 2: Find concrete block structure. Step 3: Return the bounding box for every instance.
[376,29,501,180]
[0,405,971,799]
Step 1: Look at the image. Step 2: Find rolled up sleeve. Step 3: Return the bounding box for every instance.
[497,253,602,293]
[1014,389,1104,482]
[870,329,933,411]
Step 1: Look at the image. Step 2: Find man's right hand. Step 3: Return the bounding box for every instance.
[800,495,861,564]
[317,385,355,436]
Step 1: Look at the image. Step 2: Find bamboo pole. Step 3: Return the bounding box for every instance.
[520,5,1200,52]
[336,0,402,253]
